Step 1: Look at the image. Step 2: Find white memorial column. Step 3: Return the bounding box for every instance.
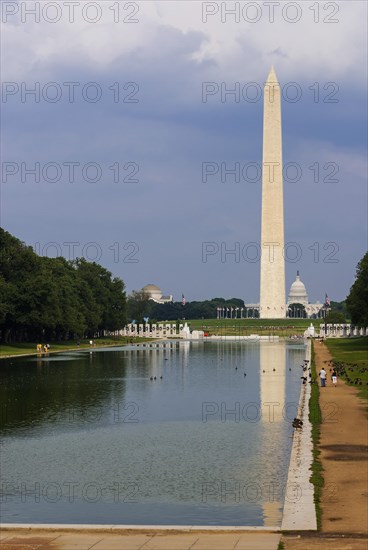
[260,67,286,318]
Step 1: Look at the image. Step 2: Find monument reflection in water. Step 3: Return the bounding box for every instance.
[260,341,286,526]
[0,340,305,526]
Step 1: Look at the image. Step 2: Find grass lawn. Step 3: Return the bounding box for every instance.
[325,337,368,400]
[309,342,323,530]
[0,336,150,358]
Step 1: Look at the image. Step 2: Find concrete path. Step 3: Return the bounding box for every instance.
[314,342,368,534]
[0,529,281,549]
[281,341,316,531]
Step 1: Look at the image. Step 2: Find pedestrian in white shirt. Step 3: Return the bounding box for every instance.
[319,368,327,387]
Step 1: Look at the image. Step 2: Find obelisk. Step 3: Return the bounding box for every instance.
[259,67,286,319]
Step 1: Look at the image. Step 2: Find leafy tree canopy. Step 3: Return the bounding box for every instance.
[126,295,246,322]
[346,252,368,326]
[323,310,347,324]
[0,229,127,342]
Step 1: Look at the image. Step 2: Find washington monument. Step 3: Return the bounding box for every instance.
[259,67,286,319]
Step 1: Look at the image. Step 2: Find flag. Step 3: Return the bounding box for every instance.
[325,293,331,306]
[182,294,186,306]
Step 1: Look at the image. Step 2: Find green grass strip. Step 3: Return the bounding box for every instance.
[0,336,153,358]
[309,341,323,531]
[325,337,368,401]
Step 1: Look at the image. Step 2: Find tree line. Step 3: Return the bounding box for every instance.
[0,229,127,343]
[127,292,246,323]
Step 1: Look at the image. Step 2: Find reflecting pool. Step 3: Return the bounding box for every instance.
[0,340,306,525]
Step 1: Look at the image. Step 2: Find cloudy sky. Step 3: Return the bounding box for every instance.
[1,0,367,303]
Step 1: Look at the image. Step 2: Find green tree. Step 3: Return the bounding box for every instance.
[102,276,127,331]
[0,229,127,342]
[0,228,44,341]
[0,276,16,333]
[48,257,86,339]
[346,252,368,326]
[127,290,152,323]
[148,297,247,321]
[324,310,346,324]
[74,258,127,334]
[330,300,348,317]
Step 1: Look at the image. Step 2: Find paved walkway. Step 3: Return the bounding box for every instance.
[3,529,368,550]
[282,340,368,549]
[281,340,316,531]
[0,529,281,549]
[315,342,368,534]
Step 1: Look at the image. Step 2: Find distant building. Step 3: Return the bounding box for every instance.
[286,271,324,318]
[287,271,309,306]
[141,284,173,304]
[244,272,327,318]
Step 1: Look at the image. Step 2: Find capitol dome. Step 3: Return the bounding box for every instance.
[287,271,308,305]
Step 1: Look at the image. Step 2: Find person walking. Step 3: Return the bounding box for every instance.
[319,367,327,387]
[331,370,338,386]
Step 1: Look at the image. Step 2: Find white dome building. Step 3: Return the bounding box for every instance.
[141,284,173,304]
[286,271,325,318]
[287,271,308,305]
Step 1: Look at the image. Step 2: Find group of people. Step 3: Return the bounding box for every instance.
[36,343,50,353]
[319,367,337,387]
